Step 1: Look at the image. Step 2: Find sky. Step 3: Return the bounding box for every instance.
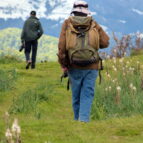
[0,0,143,35]
[0,0,75,20]
[0,0,143,21]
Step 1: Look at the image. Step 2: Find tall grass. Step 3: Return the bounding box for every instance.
[0,69,17,92]
[0,55,21,64]
[130,49,143,56]
[9,81,53,119]
[91,56,143,120]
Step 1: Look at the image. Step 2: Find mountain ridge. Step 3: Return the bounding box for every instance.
[0,0,143,37]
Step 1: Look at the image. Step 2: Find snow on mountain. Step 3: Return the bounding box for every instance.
[0,0,50,20]
[0,0,143,37]
[0,0,75,20]
[0,0,97,21]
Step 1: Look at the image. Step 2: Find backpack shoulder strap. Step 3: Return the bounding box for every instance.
[88,21,100,50]
[90,21,98,30]
[67,21,80,34]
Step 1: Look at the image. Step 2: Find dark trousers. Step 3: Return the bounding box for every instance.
[25,40,38,66]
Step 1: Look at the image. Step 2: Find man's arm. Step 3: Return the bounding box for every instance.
[21,21,27,41]
[58,20,69,68]
[38,21,44,38]
[95,22,110,49]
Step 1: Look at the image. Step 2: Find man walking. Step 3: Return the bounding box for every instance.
[58,1,109,122]
[21,11,43,69]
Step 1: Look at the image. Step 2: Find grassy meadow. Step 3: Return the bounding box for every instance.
[0,55,143,143]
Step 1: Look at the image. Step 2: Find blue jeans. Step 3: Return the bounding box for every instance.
[68,69,98,122]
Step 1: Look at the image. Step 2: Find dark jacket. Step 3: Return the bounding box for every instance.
[21,16,43,42]
[58,16,110,70]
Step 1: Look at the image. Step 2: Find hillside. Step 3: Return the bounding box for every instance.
[0,55,143,143]
[0,28,58,61]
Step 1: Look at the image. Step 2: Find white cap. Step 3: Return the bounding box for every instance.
[71,1,91,15]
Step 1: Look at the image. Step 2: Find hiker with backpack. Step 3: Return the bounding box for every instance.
[21,11,43,69]
[58,1,109,122]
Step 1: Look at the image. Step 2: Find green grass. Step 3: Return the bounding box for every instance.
[0,69,17,92]
[0,56,143,143]
[91,56,143,119]
[130,49,143,56]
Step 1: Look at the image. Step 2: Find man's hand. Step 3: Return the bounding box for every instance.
[19,40,25,52]
[62,67,68,72]
[61,67,68,82]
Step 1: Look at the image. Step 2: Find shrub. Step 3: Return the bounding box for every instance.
[130,48,143,56]
[0,69,17,92]
[9,82,52,119]
[0,55,22,64]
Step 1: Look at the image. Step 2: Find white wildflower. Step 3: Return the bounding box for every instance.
[129,67,134,72]
[123,72,126,76]
[109,86,112,91]
[114,68,117,71]
[105,88,108,91]
[107,74,111,78]
[129,83,133,89]
[126,61,130,64]
[124,52,127,56]
[119,58,124,63]
[5,128,12,139]
[5,112,10,117]
[113,57,116,63]
[107,55,110,59]
[132,86,137,92]
[116,86,121,92]
[113,49,117,53]
[12,119,21,134]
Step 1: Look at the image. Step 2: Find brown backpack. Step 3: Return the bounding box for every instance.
[66,16,100,66]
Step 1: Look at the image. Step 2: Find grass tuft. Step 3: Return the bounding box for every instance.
[0,69,17,92]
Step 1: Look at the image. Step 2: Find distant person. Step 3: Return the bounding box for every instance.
[58,1,109,122]
[21,11,43,69]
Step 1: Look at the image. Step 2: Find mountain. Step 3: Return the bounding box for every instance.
[0,0,143,37]
[0,28,58,61]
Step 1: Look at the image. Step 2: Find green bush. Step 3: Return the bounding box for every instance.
[0,69,17,92]
[9,82,53,119]
[0,55,22,64]
[130,49,143,56]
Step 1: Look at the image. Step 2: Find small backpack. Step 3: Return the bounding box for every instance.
[66,16,100,66]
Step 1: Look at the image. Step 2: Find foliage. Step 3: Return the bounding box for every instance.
[3,112,21,143]
[91,56,143,120]
[0,56,143,143]
[0,69,17,92]
[0,55,22,64]
[130,48,143,56]
[111,32,143,58]
[9,81,51,119]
